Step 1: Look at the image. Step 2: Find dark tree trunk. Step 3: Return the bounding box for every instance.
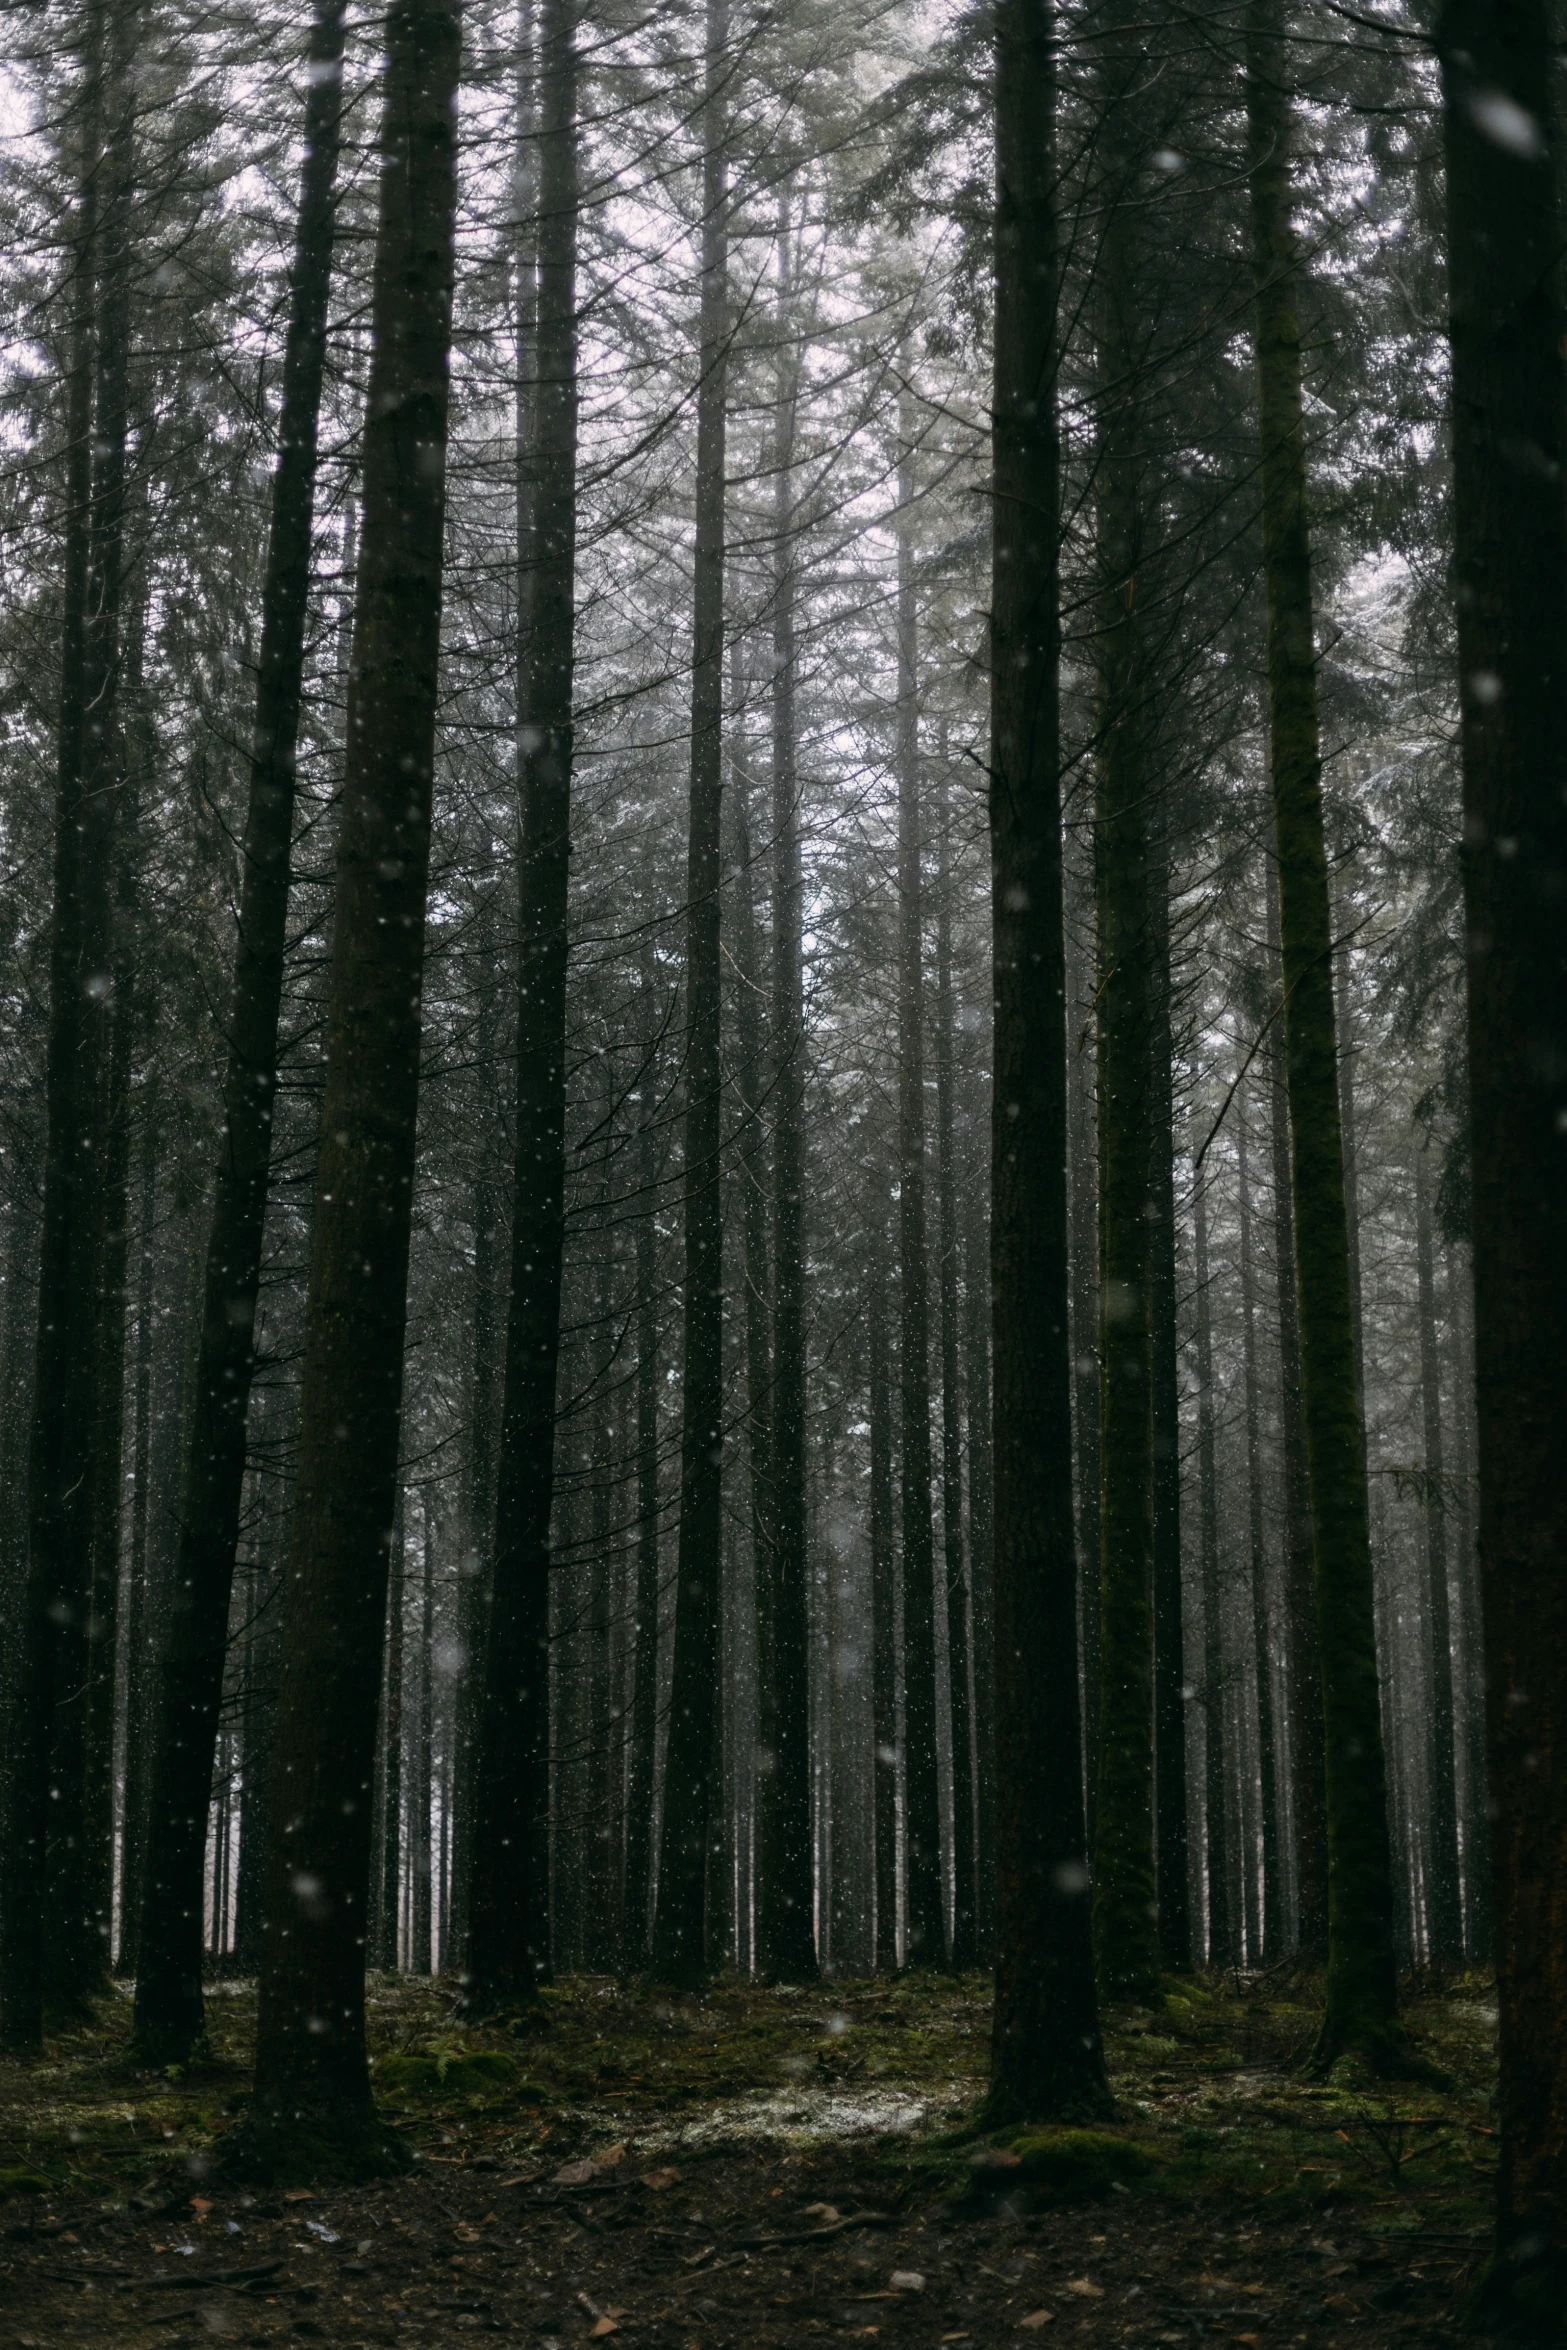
[1066,918,1102,1831]
[894,445,942,1968]
[764,204,815,1980]
[1413,1141,1462,1963]
[1194,1173,1230,1968]
[653,0,730,1986]
[131,0,349,2062]
[985,0,1109,2121]
[116,1114,158,1975]
[869,1237,898,1970]
[1267,866,1324,1954]
[239,0,458,2169]
[1090,65,1159,2000]
[1437,0,1567,2298]
[83,771,140,1983]
[728,705,771,1979]
[464,0,580,2017]
[1149,839,1190,1970]
[623,956,663,1968]
[1238,1101,1283,1959]
[962,1166,996,1955]
[3,1,124,2044]
[379,1510,406,1970]
[1248,0,1398,2061]
[412,1510,435,1975]
[936,779,977,1967]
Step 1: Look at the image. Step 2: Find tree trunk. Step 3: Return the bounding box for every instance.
[239,0,458,2169]
[1266,863,1324,1954]
[894,441,943,1968]
[1238,1099,1283,1959]
[764,200,815,1979]
[3,0,125,2044]
[962,1165,996,1955]
[1247,0,1399,2062]
[869,1235,898,1969]
[1066,916,1102,1831]
[131,0,349,2062]
[936,777,977,1967]
[1413,1140,1462,1963]
[464,0,580,2017]
[116,1113,158,1975]
[623,954,663,1968]
[412,1509,435,1975]
[1194,1172,1230,1968]
[1437,0,1567,2294]
[1149,836,1190,1970]
[653,0,730,1987]
[379,1504,406,1970]
[1090,67,1159,2000]
[985,0,1109,2121]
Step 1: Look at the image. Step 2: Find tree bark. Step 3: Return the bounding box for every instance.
[1437,0,1567,2298]
[1194,1171,1230,1967]
[464,0,580,2017]
[623,951,664,1968]
[1413,1139,1462,1963]
[1266,863,1324,1954]
[3,0,126,2043]
[985,0,1109,2120]
[131,0,348,2062]
[764,199,816,1979]
[1238,1099,1283,1959]
[1089,55,1160,2000]
[1149,836,1190,1970]
[869,1232,899,1969]
[239,0,458,2169]
[1246,0,1399,2062]
[652,0,730,1987]
[936,777,977,1967]
[894,440,943,1968]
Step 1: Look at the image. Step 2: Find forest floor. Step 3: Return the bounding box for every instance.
[0,1966,1500,2350]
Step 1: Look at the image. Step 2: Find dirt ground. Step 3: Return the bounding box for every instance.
[0,1970,1500,2349]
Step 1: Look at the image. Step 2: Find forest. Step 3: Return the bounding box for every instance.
[0,0,1563,2339]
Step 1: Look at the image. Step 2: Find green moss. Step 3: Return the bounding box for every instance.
[1004,2127,1155,2203]
[0,2165,56,2194]
[373,2047,531,2101]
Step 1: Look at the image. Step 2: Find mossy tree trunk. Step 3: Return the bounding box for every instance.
[1413,1139,1462,1964]
[985,0,1109,2123]
[1437,0,1567,2314]
[240,0,458,2171]
[1246,0,1399,2062]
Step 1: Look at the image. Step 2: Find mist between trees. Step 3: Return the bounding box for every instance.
[0,0,1561,2319]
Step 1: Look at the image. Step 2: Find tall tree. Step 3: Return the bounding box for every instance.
[1238,1099,1282,1957]
[1194,1169,1230,1966]
[1413,1135,1462,1963]
[131,0,349,2063]
[1246,0,1400,2063]
[894,437,943,1966]
[1090,7,1160,2003]
[653,0,732,1985]
[764,193,816,1980]
[2,0,129,2043]
[1149,842,1190,1969]
[464,0,581,2018]
[985,0,1110,2121]
[1437,0,1567,2314]
[236,0,459,2170]
[936,776,978,1966]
